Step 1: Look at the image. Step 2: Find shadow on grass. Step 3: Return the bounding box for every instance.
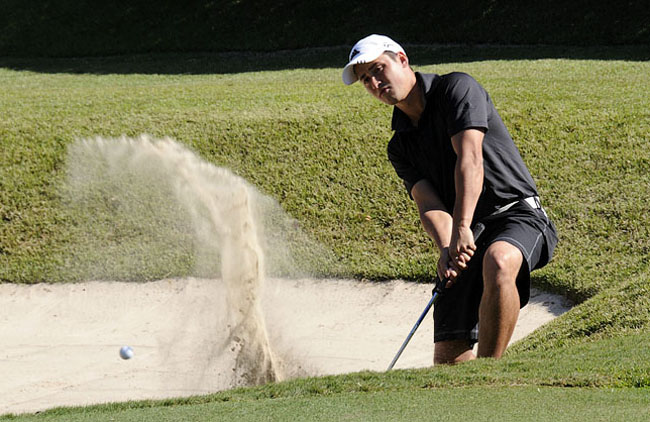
[1,45,648,75]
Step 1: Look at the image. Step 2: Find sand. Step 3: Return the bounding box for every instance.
[0,278,571,415]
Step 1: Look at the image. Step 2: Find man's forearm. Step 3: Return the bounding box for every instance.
[451,129,484,230]
[411,179,453,252]
[420,209,453,252]
[453,154,483,229]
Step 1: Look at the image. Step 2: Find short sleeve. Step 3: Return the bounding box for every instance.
[439,72,489,137]
[387,133,423,198]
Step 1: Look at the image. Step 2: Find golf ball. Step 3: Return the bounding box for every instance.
[119,345,134,360]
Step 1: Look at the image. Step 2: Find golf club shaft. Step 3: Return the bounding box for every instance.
[386,294,435,371]
[386,222,486,371]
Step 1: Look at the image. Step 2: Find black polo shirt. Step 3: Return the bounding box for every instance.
[387,72,539,222]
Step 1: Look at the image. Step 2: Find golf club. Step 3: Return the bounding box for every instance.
[386,222,486,371]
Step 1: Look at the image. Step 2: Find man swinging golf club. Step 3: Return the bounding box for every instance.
[342,35,558,364]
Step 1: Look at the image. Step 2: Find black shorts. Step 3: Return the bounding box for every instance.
[433,201,558,345]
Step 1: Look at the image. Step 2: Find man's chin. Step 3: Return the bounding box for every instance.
[378,95,398,105]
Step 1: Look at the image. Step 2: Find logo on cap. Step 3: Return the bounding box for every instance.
[350,49,361,61]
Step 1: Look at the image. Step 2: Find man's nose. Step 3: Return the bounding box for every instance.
[369,75,381,90]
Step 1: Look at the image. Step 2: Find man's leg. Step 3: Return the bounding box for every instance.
[477,240,523,358]
[434,340,475,365]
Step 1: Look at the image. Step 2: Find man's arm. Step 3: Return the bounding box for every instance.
[411,179,456,280]
[449,128,485,273]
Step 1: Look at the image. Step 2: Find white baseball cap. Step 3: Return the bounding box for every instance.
[342,34,406,85]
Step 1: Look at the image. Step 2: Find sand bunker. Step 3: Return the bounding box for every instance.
[0,278,570,415]
[0,136,572,415]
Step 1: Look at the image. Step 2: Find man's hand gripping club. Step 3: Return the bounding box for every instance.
[439,224,480,288]
[435,223,485,292]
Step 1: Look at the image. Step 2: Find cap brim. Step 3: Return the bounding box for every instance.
[342,63,358,85]
[341,51,383,85]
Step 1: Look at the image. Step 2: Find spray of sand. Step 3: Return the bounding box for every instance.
[63,135,328,386]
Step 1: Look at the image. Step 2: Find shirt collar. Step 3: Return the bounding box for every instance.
[391,72,440,132]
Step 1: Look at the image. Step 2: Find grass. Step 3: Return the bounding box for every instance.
[4,387,648,421]
[0,45,648,419]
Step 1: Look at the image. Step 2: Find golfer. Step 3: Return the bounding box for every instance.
[342,35,558,364]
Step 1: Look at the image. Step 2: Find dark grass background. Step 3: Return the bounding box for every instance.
[1,0,648,58]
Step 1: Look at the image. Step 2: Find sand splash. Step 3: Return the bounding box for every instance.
[64,135,303,385]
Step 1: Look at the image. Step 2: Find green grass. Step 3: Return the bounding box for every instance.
[4,387,648,421]
[1,46,648,295]
[0,45,648,419]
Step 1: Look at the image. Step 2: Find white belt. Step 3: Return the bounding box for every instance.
[492,196,544,216]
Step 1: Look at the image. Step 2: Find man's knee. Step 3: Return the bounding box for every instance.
[434,340,476,365]
[482,241,523,286]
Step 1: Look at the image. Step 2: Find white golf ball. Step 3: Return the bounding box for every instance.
[119,345,134,360]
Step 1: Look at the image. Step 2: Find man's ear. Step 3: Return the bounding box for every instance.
[397,51,409,68]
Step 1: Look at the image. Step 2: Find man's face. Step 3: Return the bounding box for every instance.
[354,52,414,105]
